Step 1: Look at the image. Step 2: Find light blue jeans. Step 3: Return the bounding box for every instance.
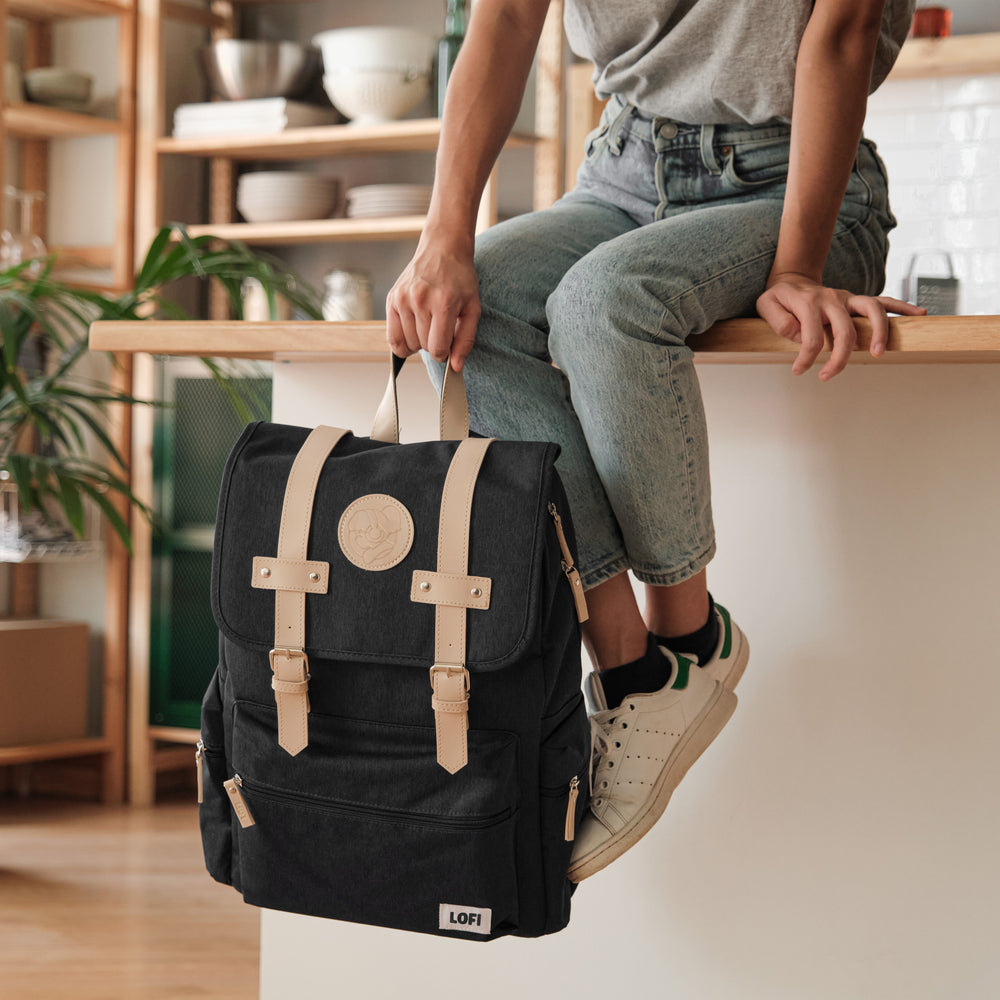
[426,96,897,590]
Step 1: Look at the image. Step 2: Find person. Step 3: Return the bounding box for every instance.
[386,0,925,881]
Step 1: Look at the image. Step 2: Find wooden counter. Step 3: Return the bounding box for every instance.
[90,315,1000,364]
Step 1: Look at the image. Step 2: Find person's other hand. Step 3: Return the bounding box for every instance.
[386,237,480,373]
[756,272,926,381]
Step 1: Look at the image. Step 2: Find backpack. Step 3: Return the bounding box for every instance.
[197,361,591,940]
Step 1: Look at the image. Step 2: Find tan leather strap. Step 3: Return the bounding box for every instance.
[425,437,493,773]
[410,570,491,610]
[251,556,329,594]
[371,354,470,444]
[266,424,348,756]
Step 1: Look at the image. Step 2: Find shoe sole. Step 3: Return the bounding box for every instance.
[567,682,737,883]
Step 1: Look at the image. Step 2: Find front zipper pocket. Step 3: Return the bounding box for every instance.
[232,772,514,832]
[230,700,521,938]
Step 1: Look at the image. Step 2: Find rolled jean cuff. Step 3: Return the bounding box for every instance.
[580,552,631,591]
[629,538,717,588]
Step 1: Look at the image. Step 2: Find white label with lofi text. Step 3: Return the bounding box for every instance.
[439,903,492,935]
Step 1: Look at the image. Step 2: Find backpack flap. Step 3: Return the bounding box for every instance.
[212,421,561,674]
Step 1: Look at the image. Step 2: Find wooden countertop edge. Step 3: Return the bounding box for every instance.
[89,316,1000,364]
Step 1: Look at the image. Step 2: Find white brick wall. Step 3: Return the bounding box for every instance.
[864,74,1000,315]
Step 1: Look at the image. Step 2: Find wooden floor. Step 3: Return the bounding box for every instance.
[0,796,259,999]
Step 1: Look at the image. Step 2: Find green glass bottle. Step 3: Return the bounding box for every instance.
[436,0,468,117]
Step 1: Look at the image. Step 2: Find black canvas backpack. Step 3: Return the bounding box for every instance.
[198,361,591,940]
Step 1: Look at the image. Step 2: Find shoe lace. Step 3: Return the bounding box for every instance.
[587,708,622,796]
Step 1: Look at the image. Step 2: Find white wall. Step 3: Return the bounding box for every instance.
[260,358,1000,1000]
[865,76,1000,314]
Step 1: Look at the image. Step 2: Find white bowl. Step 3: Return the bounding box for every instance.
[322,68,429,125]
[24,67,93,107]
[311,26,435,72]
[237,197,337,223]
[237,172,339,222]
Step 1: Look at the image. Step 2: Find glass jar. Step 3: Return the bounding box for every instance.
[322,269,373,322]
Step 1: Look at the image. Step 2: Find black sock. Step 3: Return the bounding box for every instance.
[598,634,673,708]
[654,594,719,666]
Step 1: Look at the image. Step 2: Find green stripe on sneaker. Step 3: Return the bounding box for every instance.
[671,654,692,690]
[718,604,733,659]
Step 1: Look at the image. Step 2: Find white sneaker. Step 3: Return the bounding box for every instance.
[567,649,737,883]
[698,604,750,691]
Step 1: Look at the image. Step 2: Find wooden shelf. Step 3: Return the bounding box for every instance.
[184,215,426,246]
[89,315,1000,364]
[6,0,128,20]
[158,119,540,161]
[149,725,199,745]
[4,103,121,138]
[890,32,1000,80]
[0,736,112,766]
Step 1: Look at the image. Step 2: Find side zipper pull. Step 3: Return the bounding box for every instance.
[224,775,256,829]
[564,776,580,842]
[548,503,589,623]
[195,740,205,805]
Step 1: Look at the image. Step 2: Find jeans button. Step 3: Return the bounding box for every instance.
[658,122,678,139]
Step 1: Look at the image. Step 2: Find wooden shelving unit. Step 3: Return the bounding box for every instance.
[4,101,123,137]
[0,0,135,803]
[157,119,541,160]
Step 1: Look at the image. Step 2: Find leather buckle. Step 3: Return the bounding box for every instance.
[269,647,310,680]
[429,664,470,692]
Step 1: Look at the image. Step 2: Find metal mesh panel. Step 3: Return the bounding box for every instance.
[172,378,270,528]
[150,369,271,728]
[165,549,218,704]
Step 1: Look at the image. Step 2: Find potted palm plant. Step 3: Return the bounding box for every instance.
[0,224,321,555]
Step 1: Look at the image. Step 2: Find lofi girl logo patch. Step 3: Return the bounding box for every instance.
[338,494,414,571]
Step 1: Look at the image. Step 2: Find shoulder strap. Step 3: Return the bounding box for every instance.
[251,424,348,756]
[411,437,494,773]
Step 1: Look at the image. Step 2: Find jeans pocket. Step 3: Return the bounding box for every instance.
[722,136,790,191]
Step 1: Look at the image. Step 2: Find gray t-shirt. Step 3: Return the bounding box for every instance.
[564,0,916,124]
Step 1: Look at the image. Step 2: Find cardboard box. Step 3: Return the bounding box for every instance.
[0,618,90,746]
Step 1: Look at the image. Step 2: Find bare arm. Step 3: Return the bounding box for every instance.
[386,0,550,371]
[757,0,924,380]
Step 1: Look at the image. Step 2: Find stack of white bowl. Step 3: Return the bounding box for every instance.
[312,27,437,126]
[236,171,339,223]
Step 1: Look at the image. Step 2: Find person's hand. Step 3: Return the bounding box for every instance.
[386,236,481,373]
[756,272,926,381]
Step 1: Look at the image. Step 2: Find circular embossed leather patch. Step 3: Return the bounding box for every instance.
[338,494,414,571]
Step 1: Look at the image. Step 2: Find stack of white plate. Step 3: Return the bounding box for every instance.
[237,171,340,224]
[345,184,432,219]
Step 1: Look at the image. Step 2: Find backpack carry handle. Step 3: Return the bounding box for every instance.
[371,353,470,444]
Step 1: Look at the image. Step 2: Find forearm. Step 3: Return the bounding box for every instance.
[423,0,549,252]
[771,0,883,283]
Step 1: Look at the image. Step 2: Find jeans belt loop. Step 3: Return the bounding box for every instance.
[606,99,634,156]
[700,123,722,175]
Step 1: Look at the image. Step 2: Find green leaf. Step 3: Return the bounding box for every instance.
[76,478,132,552]
[55,471,86,538]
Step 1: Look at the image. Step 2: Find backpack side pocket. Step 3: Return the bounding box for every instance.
[198,665,233,886]
[539,693,590,933]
